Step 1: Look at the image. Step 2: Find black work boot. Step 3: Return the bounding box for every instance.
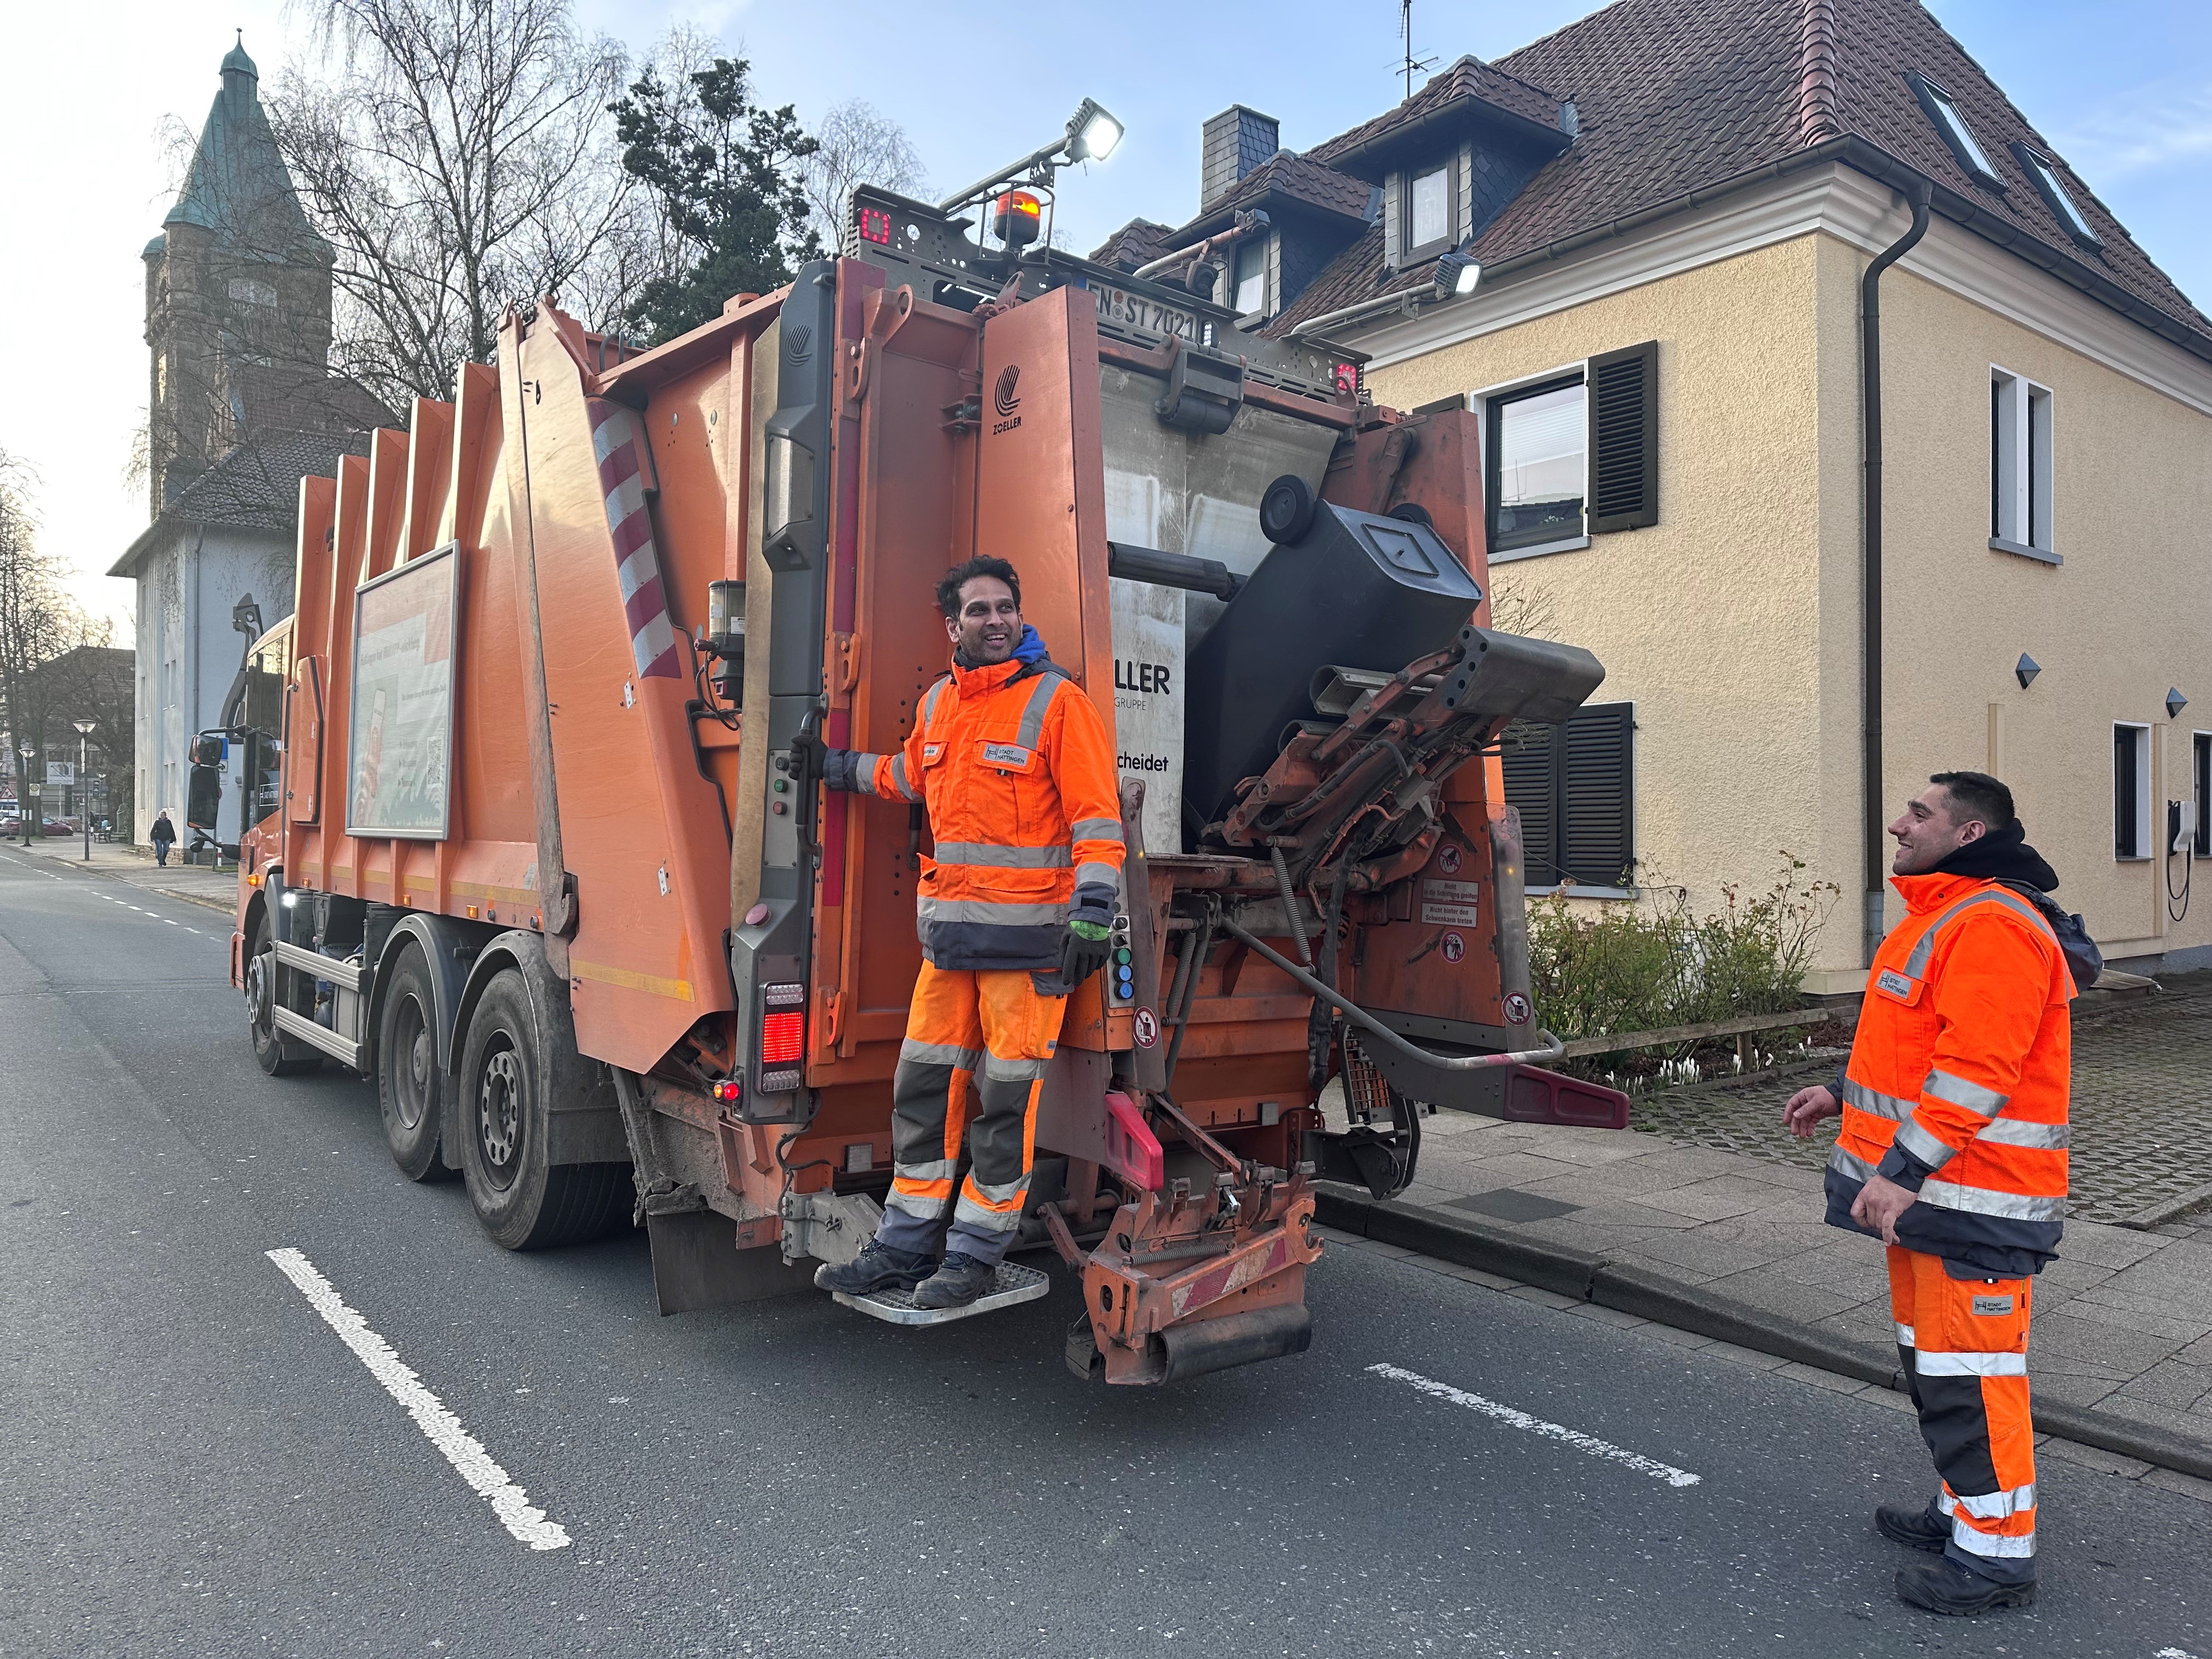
[1897,1558,2036,1615]
[1875,1500,1950,1553]
[815,1241,934,1296]
[910,1251,996,1310]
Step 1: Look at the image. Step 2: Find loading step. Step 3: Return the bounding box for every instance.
[833,1261,1051,1327]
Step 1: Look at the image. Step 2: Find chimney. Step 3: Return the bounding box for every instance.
[1200,106,1280,208]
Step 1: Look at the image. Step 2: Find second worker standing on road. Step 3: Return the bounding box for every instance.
[1785,771,2073,1616]
[812,556,1124,1310]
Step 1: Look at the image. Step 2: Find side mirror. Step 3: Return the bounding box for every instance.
[190,731,228,767]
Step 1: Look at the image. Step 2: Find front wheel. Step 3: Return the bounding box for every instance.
[455,968,628,1250]
[377,944,456,1182]
[247,917,321,1078]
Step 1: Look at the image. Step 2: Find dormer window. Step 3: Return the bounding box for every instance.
[1233,236,1269,317]
[2013,144,2101,249]
[1401,158,1457,260]
[1908,72,2002,189]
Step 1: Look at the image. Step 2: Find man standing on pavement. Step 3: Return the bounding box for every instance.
[1784,772,2071,1615]
[813,556,1124,1310]
[149,810,177,867]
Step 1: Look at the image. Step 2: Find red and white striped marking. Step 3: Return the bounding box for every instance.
[586,398,680,680]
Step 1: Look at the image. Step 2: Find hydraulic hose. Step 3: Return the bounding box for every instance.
[1218,917,1564,1071]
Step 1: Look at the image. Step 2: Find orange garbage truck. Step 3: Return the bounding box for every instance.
[224,181,1616,1384]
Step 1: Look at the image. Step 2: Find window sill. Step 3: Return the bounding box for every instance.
[2116,854,2150,864]
[1492,534,1590,565]
[1528,883,1638,900]
[1990,536,2061,566]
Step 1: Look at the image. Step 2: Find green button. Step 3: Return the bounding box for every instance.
[1115,948,1131,964]
[772,778,788,792]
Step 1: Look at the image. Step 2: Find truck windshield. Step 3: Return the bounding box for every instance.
[241,622,292,827]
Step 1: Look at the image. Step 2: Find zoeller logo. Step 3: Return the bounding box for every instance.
[991,364,1023,435]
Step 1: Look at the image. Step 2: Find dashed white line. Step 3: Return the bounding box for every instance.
[266,1248,572,1550]
[1367,1362,1703,1487]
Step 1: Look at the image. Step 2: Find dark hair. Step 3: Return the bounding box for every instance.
[937,556,1021,619]
[1931,770,2014,830]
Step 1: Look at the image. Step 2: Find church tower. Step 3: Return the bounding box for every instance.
[141,36,337,515]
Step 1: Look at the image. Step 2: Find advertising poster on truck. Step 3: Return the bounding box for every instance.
[346,543,458,839]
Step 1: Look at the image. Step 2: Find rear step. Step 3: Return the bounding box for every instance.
[832,1261,1051,1327]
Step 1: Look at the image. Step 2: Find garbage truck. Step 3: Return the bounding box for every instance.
[223,172,1617,1385]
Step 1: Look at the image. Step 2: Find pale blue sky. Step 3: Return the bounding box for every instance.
[3,0,2204,629]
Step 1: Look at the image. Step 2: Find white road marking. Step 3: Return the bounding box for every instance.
[1367,1362,1702,1488]
[266,1248,572,1550]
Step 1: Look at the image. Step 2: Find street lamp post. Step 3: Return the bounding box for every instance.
[17,745,32,847]
[72,719,97,862]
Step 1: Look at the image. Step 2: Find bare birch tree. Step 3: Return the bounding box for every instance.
[0,454,72,843]
[801,100,928,241]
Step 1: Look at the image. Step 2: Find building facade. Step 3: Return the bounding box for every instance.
[1106,0,2212,984]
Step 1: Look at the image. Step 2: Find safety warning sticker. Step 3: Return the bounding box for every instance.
[1421,878,1481,928]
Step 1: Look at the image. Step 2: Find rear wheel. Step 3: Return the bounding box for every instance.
[456,968,628,1249]
[377,944,456,1182]
[246,914,321,1077]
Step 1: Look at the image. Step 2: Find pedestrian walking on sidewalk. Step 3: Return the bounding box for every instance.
[149,810,176,867]
[1783,771,2070,1617]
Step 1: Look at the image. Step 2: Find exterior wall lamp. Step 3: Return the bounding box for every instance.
[2015,653,2040,690]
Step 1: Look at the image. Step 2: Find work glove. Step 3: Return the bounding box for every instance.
[820,749,860,793]
[1059,917,1112,987]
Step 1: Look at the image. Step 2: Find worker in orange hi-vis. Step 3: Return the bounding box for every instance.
[814,556,1126,1310]
[1785,771,2074,1617]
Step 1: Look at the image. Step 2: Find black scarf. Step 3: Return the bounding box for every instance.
[1932,818,2060,893]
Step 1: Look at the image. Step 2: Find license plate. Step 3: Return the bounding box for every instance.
[1092,283,1199,343]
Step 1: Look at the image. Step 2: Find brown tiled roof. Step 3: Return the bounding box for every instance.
[1312,54,1568,173]
[1270,0,2207,344]
[1200,150,1375,224]
[1090,218,1178,272]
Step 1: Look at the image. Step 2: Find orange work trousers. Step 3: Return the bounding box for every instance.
[874,963,1066,1266]
[1888,1244,2038,1581]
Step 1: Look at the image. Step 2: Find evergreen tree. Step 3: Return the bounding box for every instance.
[612,58,821,344]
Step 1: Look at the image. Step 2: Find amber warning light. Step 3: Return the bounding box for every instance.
[993,191,1042,248]
[857,206,894,246]
[710,1079,741,1104]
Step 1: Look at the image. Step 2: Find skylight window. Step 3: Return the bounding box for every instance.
[2013,144,2102,249]
[1908,73,2002,188]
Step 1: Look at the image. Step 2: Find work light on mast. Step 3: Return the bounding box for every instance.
[938,97,1127,215]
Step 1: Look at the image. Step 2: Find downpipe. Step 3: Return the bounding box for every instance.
[1861,176,1933,971]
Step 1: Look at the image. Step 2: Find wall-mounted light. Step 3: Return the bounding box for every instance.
[2168,687,2189,720]
[1433,242,1481,300]
[2015,653,2040,690]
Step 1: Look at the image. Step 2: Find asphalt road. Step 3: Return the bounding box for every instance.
[3,847,2207,1659]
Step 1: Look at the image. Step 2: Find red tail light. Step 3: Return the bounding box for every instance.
[759,1011,805,1065]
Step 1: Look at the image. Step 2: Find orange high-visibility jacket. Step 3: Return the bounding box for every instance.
[1826,872,2071,1274]
[850,638,1124,971]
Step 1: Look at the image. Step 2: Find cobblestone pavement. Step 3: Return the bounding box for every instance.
[1628,973,2212,1226]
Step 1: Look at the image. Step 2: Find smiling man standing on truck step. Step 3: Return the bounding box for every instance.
[814,556,1124,1309]
[1784,772,2073,1616]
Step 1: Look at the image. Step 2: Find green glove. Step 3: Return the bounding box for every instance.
[1069,919,1111,942]
[1059,918,1112,986]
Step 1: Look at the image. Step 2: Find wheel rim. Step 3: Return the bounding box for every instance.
[392,993,432,1131]
[476,1039,523,1188]
[247,949,274,1036]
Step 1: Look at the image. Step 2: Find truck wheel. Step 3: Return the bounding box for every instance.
[247,915,321,1077]
[456,968,628,1250]
[377,944,456,1182]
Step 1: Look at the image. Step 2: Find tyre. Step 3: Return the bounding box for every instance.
[455,968,628,1250]
[377,944,457,1182]
[246,913,322,1077]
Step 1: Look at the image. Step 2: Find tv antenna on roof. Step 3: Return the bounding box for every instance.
[1397,0,1440,101]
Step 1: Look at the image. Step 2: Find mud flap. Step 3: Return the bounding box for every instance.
[647,1209,815,1315]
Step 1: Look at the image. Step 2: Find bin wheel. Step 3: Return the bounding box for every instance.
[456,968,628,1250]
[1260,473,1317,545]
[247,917,321,1077]
[377,943,456,1182]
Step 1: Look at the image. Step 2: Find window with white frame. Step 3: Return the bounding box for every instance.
[1232,236,1268,317]
[1405,161,1454,256]
[2114,723,2150,859]
[1480,341,1660,560]
[1489,377,1586,554]
[2195,731,2210,857]
[1990,368,2055,562]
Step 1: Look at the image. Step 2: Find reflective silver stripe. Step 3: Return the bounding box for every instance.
[1951,1519,2035,1558]
[916,896,1066,926]
[982,1053,1049,1084]
[891,1157,960,1184]
[889,753,920,802]
[1071,817,1124,844]
[1918,1181,2066,1222]
[1924,1068,2008,1119]
[1843,1080,1915,1121]
[898,1039,985,1072]
[964,1175,1028,1205]
[1074,860,1120,890]
[1894,1118,1959,1170]
[1937,1490,1956,1516]
[1954,1483,2036,1519]
[953,1193,1028,1232]
[1902,889,2052,978]
[1015,672,1065,749]
[933,841,1070,868]
[920,679,949,729]
[885,1188,951,1220]
[1916,1350,2028,1377]
[1894,1322,1917,1348]
[852,752,884,796]
[1828,1144,1878,1183]
[1975,1116,2070,1150]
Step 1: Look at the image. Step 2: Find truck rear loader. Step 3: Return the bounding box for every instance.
[223,180,1616,1385]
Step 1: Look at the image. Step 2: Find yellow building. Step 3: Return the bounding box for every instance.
[1105,0,2212,986]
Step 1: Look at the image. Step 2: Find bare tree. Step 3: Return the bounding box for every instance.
[0,454,73,842]
[801,99,927,242]
[270,0,633,408]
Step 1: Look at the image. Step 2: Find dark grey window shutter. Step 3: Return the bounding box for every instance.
[1587,341,1658,533]
[1502,703,1634,888]
[1502,721,1559,885]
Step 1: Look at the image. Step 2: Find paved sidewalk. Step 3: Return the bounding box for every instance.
[1340,980,2212,1469]
[2,836,239,913]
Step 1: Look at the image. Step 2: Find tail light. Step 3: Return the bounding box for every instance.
[755,981,806,1093]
